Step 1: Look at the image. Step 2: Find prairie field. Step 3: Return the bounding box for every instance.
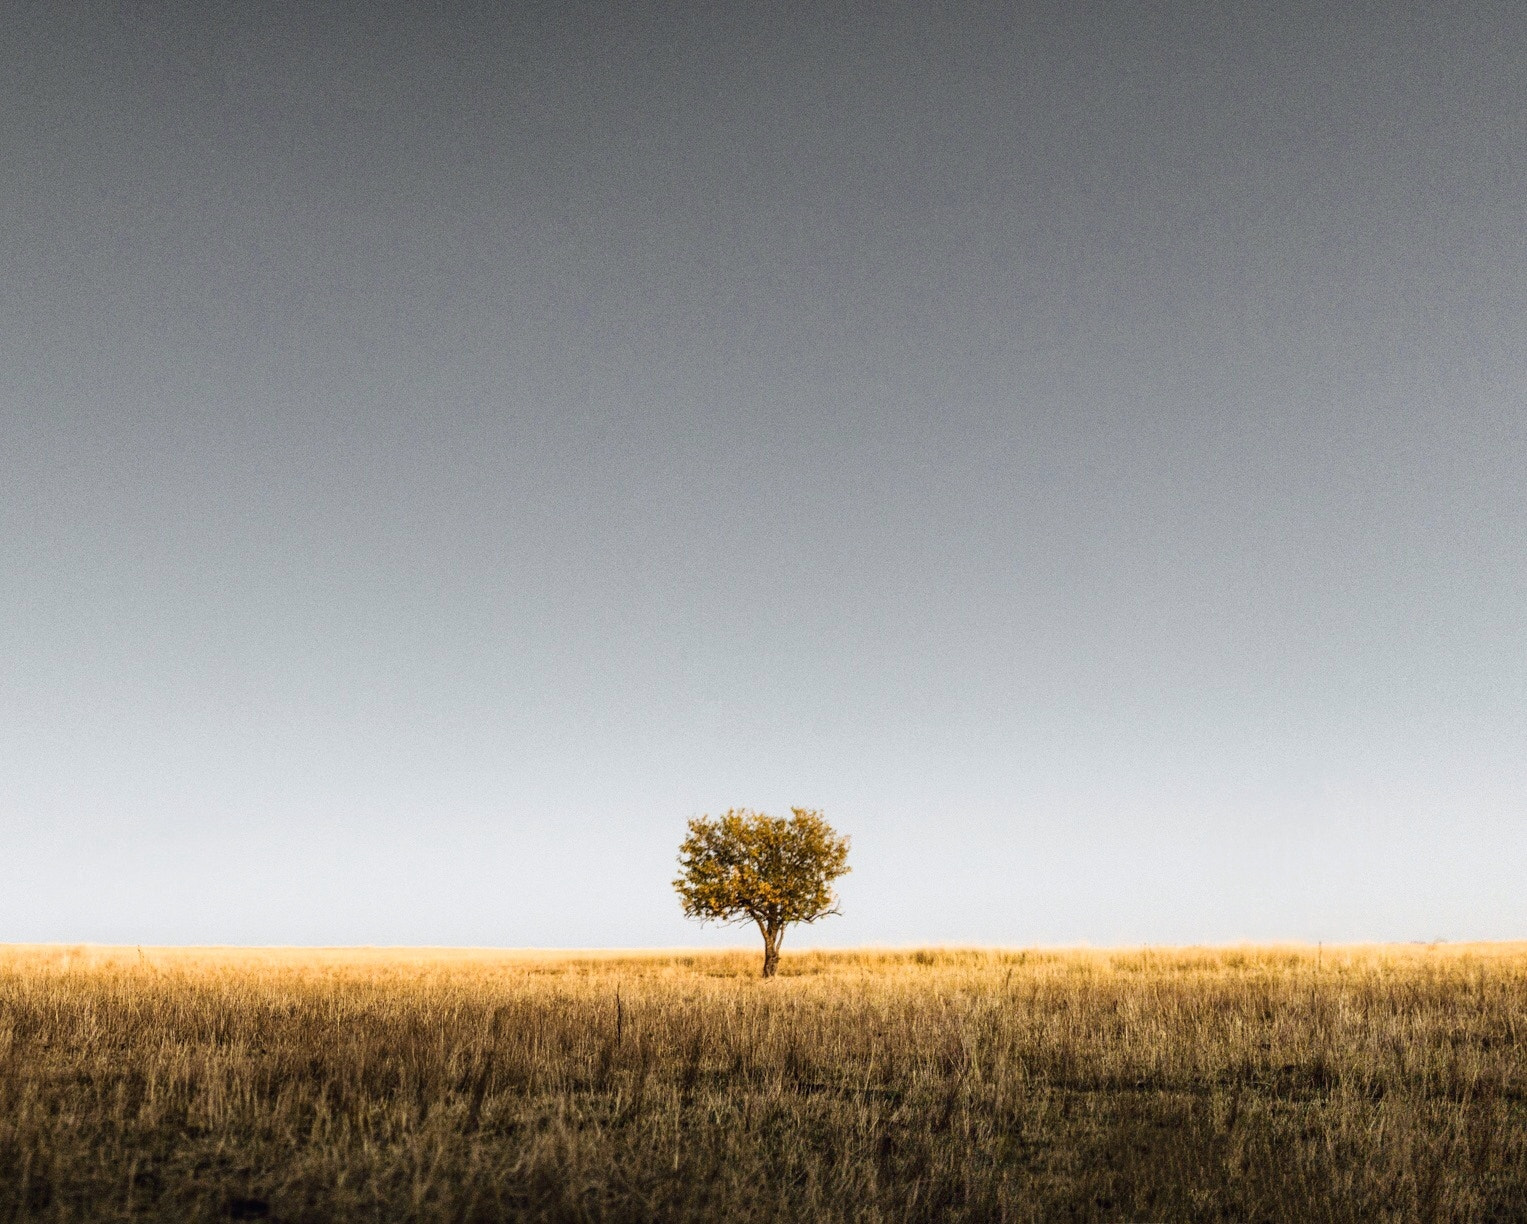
[1,943,1525,1222]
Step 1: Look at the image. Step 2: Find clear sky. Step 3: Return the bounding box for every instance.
[3,1,1523,947]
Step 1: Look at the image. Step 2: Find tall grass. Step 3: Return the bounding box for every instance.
[1,943,1524,1221]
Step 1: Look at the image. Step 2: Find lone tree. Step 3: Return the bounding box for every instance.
[674,807,850,978]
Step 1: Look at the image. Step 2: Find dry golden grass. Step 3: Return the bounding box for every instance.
[2,943,1525,1221]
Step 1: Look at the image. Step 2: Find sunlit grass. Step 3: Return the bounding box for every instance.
[1,943,1524,1220]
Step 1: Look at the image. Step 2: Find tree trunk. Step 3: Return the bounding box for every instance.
[759,922,781,978]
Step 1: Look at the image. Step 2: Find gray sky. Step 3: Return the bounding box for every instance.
[3,1,1524,947]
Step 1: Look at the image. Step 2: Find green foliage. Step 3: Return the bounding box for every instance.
[674,808,850,975]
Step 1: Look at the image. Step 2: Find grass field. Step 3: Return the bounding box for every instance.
[1,943,1524,1221]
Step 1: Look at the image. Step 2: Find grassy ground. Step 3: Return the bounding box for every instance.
[0,943,1524,1221]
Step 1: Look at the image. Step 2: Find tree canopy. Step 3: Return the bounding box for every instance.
[674,808,850,977]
